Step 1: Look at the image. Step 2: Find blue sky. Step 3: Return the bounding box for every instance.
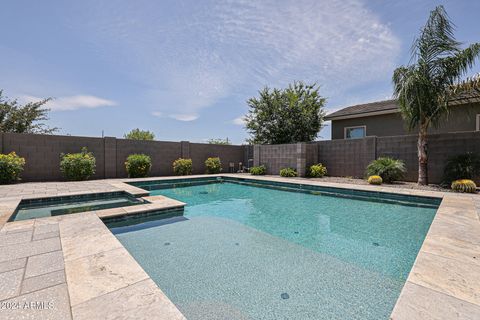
[1,0,479,143]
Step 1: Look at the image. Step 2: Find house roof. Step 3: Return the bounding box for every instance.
[325,91,480,121]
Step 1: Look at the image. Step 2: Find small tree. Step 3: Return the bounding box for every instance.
[207,138,231,145]
[245,81,326,144]
[392,6,480,185]
[0,90,57,134]
[124,128,155,140]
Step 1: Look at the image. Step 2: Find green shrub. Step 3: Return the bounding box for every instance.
[125,154,152,178]
[451,179,477,193]
[367,175,383,185]
[205,157,222,174]
[442,153,480,187]
[173,158,192,175]
[280,167,297,177]
[60,147,96,181]
[250,165,266,175]
[365,157,406,183]
[0,152,26,184]
[308,164,327,178]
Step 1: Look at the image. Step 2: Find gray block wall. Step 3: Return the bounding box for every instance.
[377,131,480,184]
[254,143,306,176]
[0,133,247,181]
[317,137,377,178]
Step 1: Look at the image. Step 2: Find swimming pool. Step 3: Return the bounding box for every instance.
[108,178,438,319]
[10,191,146,221]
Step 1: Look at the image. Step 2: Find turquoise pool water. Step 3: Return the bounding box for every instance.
[110,181,437,320]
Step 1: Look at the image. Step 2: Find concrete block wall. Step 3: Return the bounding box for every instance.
[377,131,480,184]
[0,133,247,181]
[189,142,245,174]
[317,137,377,178]
[2,133,105,181]
[254,143,306,176]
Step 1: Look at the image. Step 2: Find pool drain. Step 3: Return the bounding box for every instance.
[164,242,171,246]
[373,242,380,246]
[294,231,299,234]
[199,191,208,194]
[235,242,240,246]
[281,293,290,300]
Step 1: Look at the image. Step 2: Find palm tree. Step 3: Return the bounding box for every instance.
[392,6,480,185]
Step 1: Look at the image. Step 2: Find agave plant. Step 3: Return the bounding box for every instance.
[392,6,480,185]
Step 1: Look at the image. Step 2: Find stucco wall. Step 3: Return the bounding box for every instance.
[331,103,480,139]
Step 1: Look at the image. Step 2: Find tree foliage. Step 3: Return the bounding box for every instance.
[0,90,57,134]
[207,138,231,145]
[245,81,326,144]
[123,128,155,140]
[392,6,480,185]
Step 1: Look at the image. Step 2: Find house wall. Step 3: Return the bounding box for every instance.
[331,102,480,139]
[0,133,246,181]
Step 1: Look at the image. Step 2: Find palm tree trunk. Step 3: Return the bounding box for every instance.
[417,123,428,185]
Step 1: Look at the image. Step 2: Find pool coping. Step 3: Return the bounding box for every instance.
[1,174,479,319]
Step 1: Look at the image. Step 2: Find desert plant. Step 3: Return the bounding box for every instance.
[392,6,480,185]
[249,165,266,175]
[442,153,480,187]
[0,152,26,184]
[205,157,222,174]
[308,164,327,178]
[280,168,297,177]
[60,147,96,181]
[366,157,406,183]
[451,179,477,193]
[125,154,151,178]
[173,158,192,175]
[367,175,383,185]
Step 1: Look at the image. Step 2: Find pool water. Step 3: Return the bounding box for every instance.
[11,193,145,221]
[110,181,437,320]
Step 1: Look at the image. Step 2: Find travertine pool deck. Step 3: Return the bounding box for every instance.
[0,174,479,319]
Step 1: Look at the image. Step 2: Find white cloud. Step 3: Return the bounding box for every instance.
[169,113,198,121]
[232,116,246,126]
[70,0,401,116]
[23,95,116,111]
[151,111,163,117]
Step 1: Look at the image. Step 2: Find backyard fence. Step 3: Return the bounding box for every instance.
[2,131,480,183]
[253,131,480,184]
[0,133,248,181]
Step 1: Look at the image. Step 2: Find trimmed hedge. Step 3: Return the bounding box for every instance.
[205,157,222,174]
[125,154,151,178]
[0,152,26,184]
[173,158,193,175]
[60,147,96,181]
[308,164,327,178]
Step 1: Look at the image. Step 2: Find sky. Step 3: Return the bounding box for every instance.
[1,0,479,143]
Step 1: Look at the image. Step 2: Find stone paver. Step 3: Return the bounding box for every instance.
[0,257,26,273]
[25,250,65,278]
[391,282,480,320]
[72,279,186,320]
[0,284,72,320]
[65,247,149,306]
[0,268,24,300]
[0,229,33,247]
[0,236,61,263]
[21,270,66,295]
